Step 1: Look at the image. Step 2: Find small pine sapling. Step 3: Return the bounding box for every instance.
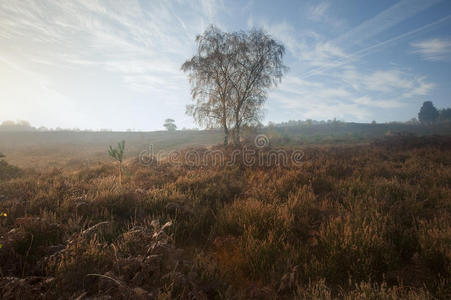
[108,140,125,185]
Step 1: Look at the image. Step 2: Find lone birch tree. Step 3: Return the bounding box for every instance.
[182,25,287,146]
[181,26,235,146]
[228,29,287,144]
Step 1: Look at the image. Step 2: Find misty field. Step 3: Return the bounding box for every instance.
[0,130,223,170]
[0,133,450,299]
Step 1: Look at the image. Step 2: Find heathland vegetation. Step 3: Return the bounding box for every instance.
[1,25,451,299]
[0,134,450,298]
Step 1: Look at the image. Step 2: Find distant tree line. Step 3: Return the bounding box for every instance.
[268,118,345,128]
[0,120,35,131]
[418,101,451,124]
[0,121,111,132]
[267,102,451,128]
[0,120,198,132]
[0,120,85,132]
[1,102,449,133]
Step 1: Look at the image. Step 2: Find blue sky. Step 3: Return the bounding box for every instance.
[0,0,450,131]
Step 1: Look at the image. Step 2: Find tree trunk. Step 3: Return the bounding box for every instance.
[233,106,241,146]
[234,125,240,146]
[119,162,122,186]
[223,127,229,147]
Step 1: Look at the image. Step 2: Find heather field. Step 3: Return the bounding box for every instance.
[0,134,450,299]
[3,1,451,299]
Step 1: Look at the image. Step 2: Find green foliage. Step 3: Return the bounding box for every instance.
[107,140,125,163]
[108,140,125,185]
[163,118,177,131]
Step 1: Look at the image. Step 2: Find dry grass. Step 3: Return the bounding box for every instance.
[0,135,450,299]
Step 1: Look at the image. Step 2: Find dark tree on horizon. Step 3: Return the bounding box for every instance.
[163,119,177,132]
[439,108,451,122]
[418,101,439,124]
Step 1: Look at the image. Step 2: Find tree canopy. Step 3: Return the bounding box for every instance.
[182,25,287,145]
[439,108,451,122]
[163,119,177,132]
[182,26,235,145]
[418,101,439,124]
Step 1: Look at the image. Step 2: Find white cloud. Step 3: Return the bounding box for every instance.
[353,96,403,108]
[198,0,221,23]
[401,76,435,98]
[268,65,433,121]
[255,19,347,71]
[334,0,441,46]
[272,91,371,121]
[306,1,345,29]
[0,0,444,128]
[258,21,301,56]
[340,67,434,96]
[0,0,222,95]
[256,4,438,121]
[308,2,330,21]
[411,38,451,61]
[362,70,413,92]
[296,0,446,79]
[299,42,347,68]
[0,0,227,129]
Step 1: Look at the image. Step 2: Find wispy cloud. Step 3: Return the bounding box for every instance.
[343,69,414,93]
[252,0,440,122]
[268,64,434,121]
[411,38,451,61]
[256,19,346,70]
[0,0,221,93]
[0,0,448,128]
[352,96,403,109]
[308,2,330,21]
[0,0,226,129]
[297,14,451,80]
[401,77,436,98]
[334,0,442,47]
[306,1,345,29]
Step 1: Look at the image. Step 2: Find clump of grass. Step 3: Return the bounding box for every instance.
[0,154,23,181]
